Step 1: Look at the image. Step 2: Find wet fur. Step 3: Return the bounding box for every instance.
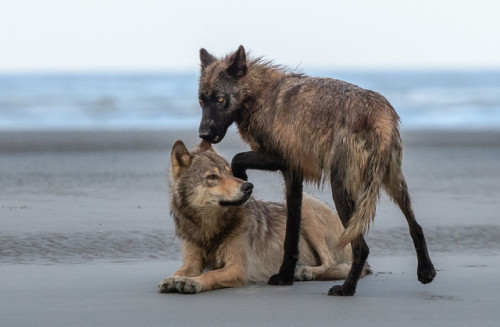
[196,46,436,295]
[158,141,370,294]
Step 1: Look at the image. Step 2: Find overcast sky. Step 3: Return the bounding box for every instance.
[1,0,499,72]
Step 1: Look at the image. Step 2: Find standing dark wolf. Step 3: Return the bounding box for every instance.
[197,45,436,296]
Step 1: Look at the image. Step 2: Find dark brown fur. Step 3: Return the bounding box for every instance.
[197,46,436,295]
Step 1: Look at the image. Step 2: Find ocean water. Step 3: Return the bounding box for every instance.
[1,71,500,130]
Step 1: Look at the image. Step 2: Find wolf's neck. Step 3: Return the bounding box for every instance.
[245,61,286,96]
[172,199,244,247]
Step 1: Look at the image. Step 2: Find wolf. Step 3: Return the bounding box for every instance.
[196,46,436,296]
[158,140,371,294]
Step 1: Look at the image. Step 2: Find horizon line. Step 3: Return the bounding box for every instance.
[2,66,500,75]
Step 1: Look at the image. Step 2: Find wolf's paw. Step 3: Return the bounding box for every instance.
[175,277,202,294]
[268,273,295,285]
[158,277,179,293]
[294,266,314,281]
[418,263,437,284]
[328,284,355,296]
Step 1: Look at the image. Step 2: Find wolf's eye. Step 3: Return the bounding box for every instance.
[217,97,224,103]
[206,174,219,180]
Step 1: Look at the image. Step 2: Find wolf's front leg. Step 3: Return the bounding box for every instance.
[269,171,303,285]
[174,263,247,294]
[158,242,203,293]
[158,263,201,293]
[172,240,248,294]
[231,151,286,181]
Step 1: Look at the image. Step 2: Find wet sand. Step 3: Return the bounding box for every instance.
[2,255,499,327]
[1,128,500,326]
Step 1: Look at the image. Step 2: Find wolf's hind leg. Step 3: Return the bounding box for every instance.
[328,174,369,296]
[295,263,350,281]
[296,218,343,281]
[384,171,436,284]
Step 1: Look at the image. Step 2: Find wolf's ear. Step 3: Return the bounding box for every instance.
[227,45,247,78]
[171,140,192,176]
[198,140,213,152]
[200,48,217,69]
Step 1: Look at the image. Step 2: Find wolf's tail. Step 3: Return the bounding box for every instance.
[337,148,388,248]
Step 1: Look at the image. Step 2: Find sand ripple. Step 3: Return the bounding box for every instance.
[1,225,499,264]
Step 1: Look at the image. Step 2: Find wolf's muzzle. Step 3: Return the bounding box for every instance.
[198,129,222,144]
[219,182,253,207]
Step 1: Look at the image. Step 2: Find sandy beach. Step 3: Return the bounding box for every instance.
[1,129,500,326]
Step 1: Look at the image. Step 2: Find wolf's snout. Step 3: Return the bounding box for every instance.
[241,182,253,194]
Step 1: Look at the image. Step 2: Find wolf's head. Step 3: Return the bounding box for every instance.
[170,140,253,209]
[197,45,248,144]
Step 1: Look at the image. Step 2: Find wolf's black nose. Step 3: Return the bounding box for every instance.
[241,182,253,194]
[199,129,212,141]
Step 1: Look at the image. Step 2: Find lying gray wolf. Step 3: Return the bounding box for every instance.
[196,46,436,295]
[158,140,371,294]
